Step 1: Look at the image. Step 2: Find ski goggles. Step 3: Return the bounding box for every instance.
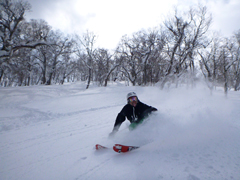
[128,96,137,102]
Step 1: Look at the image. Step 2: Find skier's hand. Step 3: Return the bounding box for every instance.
[109,130,117,138]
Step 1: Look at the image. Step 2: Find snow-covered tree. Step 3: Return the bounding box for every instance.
[0,0,49,86]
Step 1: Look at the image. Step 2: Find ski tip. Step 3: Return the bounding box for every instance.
[95,144,100,150]
[95,144,107,150]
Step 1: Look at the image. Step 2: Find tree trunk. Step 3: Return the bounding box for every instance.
[86,68,91,89]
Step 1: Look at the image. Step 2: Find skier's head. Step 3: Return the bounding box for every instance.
[127,92,138,107]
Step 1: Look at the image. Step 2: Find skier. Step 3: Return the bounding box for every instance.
[109,92,157,136]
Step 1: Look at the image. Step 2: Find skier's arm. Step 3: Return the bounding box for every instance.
[142,103,158,114]
[137,104,158,123]
[113,112,126,131]
[109,106,127,136]
[149,106,158,112]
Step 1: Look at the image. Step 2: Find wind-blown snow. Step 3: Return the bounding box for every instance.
[0,82,240,180]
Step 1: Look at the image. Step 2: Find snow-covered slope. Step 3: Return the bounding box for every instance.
[0,82,240,180]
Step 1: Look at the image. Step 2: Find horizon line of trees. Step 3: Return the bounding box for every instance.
[1,0,240,95]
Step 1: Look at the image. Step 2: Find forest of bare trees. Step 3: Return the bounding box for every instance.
[1,0,239,94]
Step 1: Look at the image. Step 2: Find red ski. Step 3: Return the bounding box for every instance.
[113,144,139,153]
[95,144,139,153]
[95,144,108,150]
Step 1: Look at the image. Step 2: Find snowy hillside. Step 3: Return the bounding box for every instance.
[0,82,240,180]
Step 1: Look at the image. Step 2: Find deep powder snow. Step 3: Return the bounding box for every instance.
[0,82,240,180]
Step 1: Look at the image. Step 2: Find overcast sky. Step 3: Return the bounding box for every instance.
[26,0,240,50]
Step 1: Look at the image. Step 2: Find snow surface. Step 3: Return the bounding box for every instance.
[0,82,240,180]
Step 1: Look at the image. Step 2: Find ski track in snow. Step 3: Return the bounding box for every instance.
[0,82,240,180]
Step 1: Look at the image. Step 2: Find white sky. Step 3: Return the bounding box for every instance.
[26,0,240,50]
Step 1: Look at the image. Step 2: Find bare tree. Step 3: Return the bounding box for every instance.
[58,56,77,85]
[219,37,240,95]
[198,34,221,92]
[117,34,144,86]
[93,48,121,86]
[232,30,240,91]
[199,33,240,95]
[75,31,96,89]
[161,6,212,88]
[46,32,73,85]
[0,0,48,60]
[0,1,50,85]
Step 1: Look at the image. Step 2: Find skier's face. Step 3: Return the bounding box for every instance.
[128,96,138,107]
